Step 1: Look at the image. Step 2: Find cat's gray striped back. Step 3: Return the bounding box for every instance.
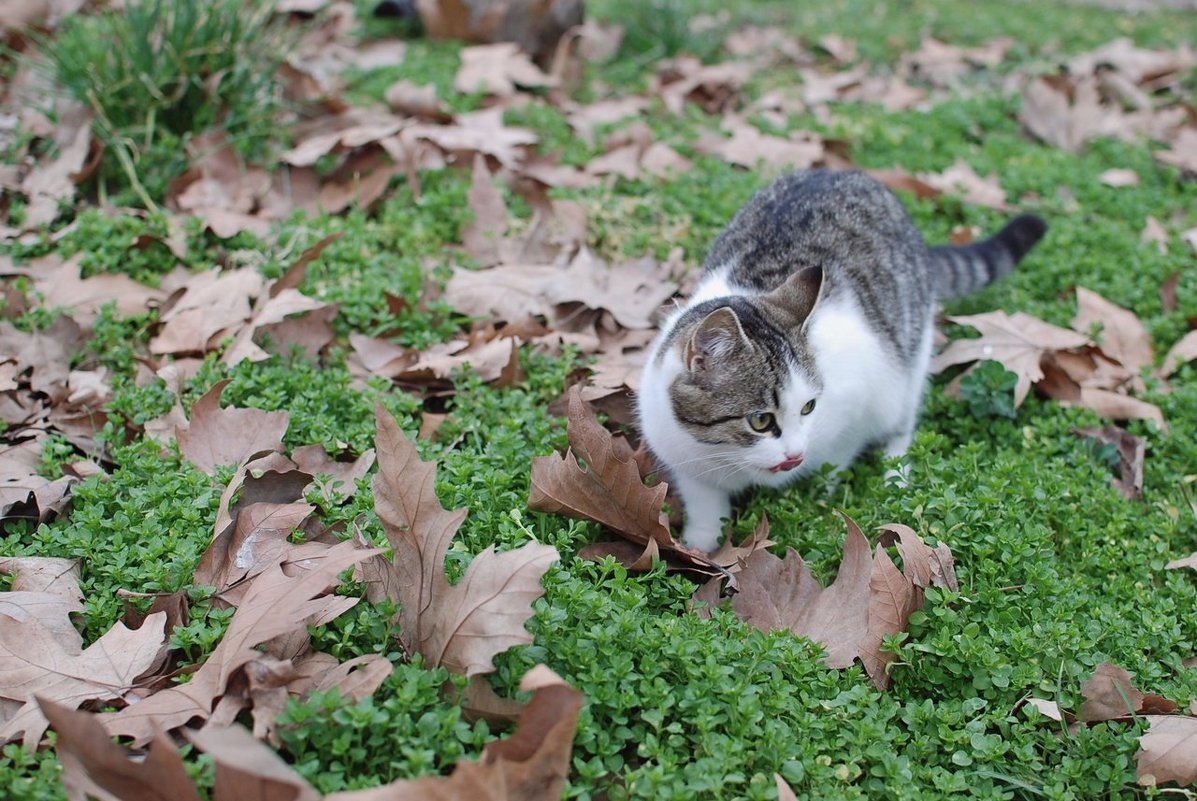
[703,170,1047,365]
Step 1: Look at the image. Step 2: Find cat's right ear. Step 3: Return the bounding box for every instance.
[684,307,750,372]
[772,265,824,328]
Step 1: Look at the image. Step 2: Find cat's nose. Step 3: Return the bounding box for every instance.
[770,454,804,472]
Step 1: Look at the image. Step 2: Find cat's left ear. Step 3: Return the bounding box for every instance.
[770,265,824,329]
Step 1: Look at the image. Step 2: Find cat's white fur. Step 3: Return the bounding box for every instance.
[639,266,933,552]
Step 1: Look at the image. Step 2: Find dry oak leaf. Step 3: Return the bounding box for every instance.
[177,380,290,475]
[365,405,558,677]
[931,311,1091,405]
[98,539,377,746]
[41,699,202,801]
[1137,715,1197,786]
[0,611,167,747]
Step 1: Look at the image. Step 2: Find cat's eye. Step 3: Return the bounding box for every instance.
[746,411,776,432]
[801,399,817,415]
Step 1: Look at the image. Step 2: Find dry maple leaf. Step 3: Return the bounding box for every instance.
[1072,288,1153,377]
[176,380,290,475]
[695,514,957,690]
[1137,715,1197,786]
[918,159,1010,211]
[150,267,266,356]
[0,556,84,655]
[461,154,512,265]
[32,253,166,326]
[1078,662,1176,723]
[530,386,671,547]
[455,42,556,96]
[932,311,1091,405]
[1161,330,1197,378]
[40,699,202,801]
[0,611,167,747]
[49,663,582,801]
[365,405,558,677]
[98,540,377,746]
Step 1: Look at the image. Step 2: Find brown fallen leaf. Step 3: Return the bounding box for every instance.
[696,513,957,690]
[98,540,376,746]
[18,106,95,230]
[701,118,825,172]
[654,57,753,115]
[194,501,317,596]
[932,311,1091,405]
[1143,217,1170,255]
[455,42,556,97]
[1073,426,1145,500]
[900,36,1012,88]
[461,154,512,265]
[776,774,800,801]
[50,663,582,800]
[1156,127,1197,175]
[918,158,1010,211]
[176,380,290,475]
[0,611,167,747]
[404,108,538,170]
[530,386,670,546]
[1137,715,1197,786]
[150,267,266,356]
[41,699,202,801]
[1161,330,1197,378]
[1081,662,1146,722]
[364,405,558,677]
[1072,288,1153,377]
[32,253,166,326]
[0,556,84,654]
[1099,168,1140,187]
[385,79,454,122]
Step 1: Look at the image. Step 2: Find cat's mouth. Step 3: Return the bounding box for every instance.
[769,455,804,473]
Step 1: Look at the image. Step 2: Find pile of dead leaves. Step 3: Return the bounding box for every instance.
[0,396,563,792]
[1019,661,1197,786]
[529,386,959,690]
[44,663,583,800]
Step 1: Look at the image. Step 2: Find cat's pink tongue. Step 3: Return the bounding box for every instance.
[770,455,804,473]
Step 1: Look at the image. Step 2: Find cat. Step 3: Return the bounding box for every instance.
[636,169,1047,552]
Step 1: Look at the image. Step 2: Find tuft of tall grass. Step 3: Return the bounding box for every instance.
[41,0,292,205]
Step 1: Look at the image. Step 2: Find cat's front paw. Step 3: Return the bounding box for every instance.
[680,522,724,553]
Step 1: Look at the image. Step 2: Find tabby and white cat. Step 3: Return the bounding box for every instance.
[637,169,1046,552]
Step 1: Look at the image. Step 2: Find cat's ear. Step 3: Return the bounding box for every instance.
[771,265,824,328]
[684,307,750,372]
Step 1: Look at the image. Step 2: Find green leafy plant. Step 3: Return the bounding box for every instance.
[958,360,1019,420]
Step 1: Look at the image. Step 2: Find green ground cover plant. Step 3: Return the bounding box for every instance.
[3,0,1197,798]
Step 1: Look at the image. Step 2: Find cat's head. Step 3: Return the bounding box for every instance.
[667,266,824,478]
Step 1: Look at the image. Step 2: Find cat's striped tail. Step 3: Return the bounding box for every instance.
[930,214,1048,298]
